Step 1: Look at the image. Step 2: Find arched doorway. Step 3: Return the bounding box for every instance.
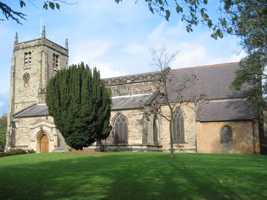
[39,134,49,153]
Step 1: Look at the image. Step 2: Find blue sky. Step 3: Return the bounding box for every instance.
[0,0,245,115]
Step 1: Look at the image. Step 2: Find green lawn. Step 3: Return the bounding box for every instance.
[0,152,266,200]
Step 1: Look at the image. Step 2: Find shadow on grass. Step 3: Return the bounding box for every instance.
[0,153,267,200]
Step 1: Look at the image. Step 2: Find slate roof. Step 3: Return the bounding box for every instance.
[14,104,48,118]
[112,93,155,110]
[197,99,257,122]
[13,62,257,121]
[166,62,250,102]
[14,93,156,117]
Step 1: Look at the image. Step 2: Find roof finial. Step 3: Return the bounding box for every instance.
[65,38,68,49]
[14,32,18,45]
[42,25,46,38]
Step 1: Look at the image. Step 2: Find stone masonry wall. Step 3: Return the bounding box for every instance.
[107,81,159,96]
[12,38,68,113]
[197,121,260,153]
[107,109,144,145]
[13,116,62,152]
[104,72,161,96]
[159,103,197,152]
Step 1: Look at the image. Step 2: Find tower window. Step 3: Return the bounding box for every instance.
[23,72,30,87]
[24,51,32,65]
[53,53,59,70]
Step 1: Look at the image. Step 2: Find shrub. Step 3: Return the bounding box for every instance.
[0,115,7,152]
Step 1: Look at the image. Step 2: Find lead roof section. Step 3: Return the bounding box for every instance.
[197,99,256,122]
[14,104,48,118]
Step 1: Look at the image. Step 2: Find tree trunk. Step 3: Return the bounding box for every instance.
[98,139,104,152]
[169,119,174,158]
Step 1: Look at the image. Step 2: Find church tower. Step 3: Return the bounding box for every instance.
[6,27,69,150]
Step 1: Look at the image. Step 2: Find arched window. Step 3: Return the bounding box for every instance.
[172,108,185,144]
[23,72,30,87]
[153,115,159,145]
[113,113,128,144]
[220,125,233,145]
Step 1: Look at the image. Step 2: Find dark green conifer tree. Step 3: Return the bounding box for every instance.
[46,62,112,150]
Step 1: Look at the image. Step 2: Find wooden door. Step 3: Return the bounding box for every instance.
[40,134,49,153]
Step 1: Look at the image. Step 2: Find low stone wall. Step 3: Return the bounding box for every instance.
[85,144,162,152]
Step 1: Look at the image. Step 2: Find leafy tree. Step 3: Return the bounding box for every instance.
[46,63,112,150]
[0,114,7,152]
[115,1,265,39]
[209,1,267,152]
[115,0,228,39]
[230,2,267,152]
[114,0,266,91]
[0,0,60,23]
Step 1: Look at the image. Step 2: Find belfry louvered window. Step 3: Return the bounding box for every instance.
[53,53,59,70]
[172,108,185,144]
[113,113,128,144]
[24,51,32,65]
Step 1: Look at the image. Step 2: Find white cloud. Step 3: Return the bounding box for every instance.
[172,43,207,67]
[226,50,247,61]
[94,62,127,78]
[70,40,113,64]
[61,19,244,79]
[69,39,128,78]
[121,22,245,70]
[72,0,149,22]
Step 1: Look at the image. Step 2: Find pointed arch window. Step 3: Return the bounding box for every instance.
[113,113,128,144]
[153,115,159,145]
[220,125,233,151]
[23,72,30,87]
[172,108,185,144]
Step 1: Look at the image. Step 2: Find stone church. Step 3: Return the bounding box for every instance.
[6,30,260,153]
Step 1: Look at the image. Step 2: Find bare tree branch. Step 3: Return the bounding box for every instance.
[0,0,67,24]
[150,48,206,157]
[0,2,26,24]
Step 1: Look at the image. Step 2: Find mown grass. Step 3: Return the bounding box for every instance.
[0,152,266,200]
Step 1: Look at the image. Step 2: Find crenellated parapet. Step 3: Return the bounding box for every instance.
[103,71,161,96]
[14,38,68,56]
[103,71,161,86]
